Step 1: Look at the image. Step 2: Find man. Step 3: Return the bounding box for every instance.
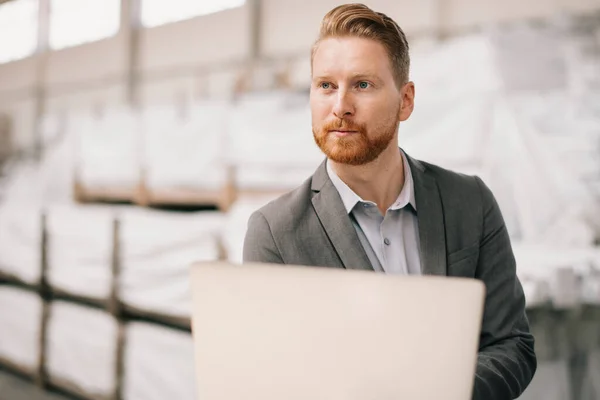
[243,3,536,399]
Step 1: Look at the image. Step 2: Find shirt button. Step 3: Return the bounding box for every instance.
[384,238,391,245]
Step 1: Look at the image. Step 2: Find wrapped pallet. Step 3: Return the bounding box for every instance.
[123,322,196,400]
[46,205,114,302]
[0,286,43,375]
[46,301,118,399]
[0,205,42,285]
[404,88,596,246]
[403,30,599,245]
[141,101,230,207]
[119,209,225,321]
[75,108,141,202]
[0,112,76,206]
[227,91,323,192]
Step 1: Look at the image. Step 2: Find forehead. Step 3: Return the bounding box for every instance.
[312,37,393,78]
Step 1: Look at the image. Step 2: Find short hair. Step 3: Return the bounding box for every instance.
[311,3,410,88]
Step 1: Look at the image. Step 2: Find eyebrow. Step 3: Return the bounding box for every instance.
[312,73,382,83]
[351,74,380,82]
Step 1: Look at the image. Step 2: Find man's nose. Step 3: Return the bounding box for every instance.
[332,90,354,118]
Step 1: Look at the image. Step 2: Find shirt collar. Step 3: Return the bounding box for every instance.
[326,148,417,214]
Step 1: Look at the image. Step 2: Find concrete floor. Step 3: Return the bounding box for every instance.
[0,370,69,400]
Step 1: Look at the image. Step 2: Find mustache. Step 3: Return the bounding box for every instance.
[320,119,366,133]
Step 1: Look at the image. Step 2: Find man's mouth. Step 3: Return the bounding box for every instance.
[330,130,358,137]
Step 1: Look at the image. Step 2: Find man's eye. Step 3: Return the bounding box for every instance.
[320,82,331,89]
[358,81,370,89]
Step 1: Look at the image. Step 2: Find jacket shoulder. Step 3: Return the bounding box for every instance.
[252,178,314,230]
[420,160,483,202]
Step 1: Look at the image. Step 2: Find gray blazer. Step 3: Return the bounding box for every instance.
[243,153,536,400]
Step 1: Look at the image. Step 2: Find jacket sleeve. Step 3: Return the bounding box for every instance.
[242,210,284,264]
[471,176,537,400]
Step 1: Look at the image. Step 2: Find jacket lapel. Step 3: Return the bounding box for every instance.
[310,160,374,272]
[406,154,447,276]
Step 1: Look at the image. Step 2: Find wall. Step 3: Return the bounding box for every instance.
[443,0,600,30]
[261,0,440,58]
[140,6,250,72]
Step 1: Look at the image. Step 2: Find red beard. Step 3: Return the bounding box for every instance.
[313,118,396,166]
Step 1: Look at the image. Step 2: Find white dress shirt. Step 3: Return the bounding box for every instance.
[326,149,422,275]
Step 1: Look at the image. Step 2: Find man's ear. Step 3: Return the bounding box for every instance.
[399,82,415,122]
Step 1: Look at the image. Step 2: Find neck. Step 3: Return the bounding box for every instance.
[330,143,405,214]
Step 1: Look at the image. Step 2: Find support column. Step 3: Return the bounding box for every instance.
[33,0,49,160]
[436,0,450,40]
[121,0,141,109]
[248,0,263,62]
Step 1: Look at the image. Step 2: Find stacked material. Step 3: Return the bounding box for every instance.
[46,301,118,399]
[488,19,567,92]
[141,101,230,193]
[75,108,142,194]
[490,16,600,236]
[0,204,42,284]
[0,286,42,374]
[227,91,323,192]
[0,112,76,207]
[562,14,600,227]
[123,322,196,400]
[119,209,225,319]
[403,31,597,247]
[46,206,115,301]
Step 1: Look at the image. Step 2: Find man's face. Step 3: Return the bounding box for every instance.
[310,37,414,165]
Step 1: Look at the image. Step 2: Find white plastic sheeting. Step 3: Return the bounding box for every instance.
[123,322,196,400]
[0,287,42,371]
[0,114,76,207]
[46,205,114,300]
[488,21,568,92]
[402,31,598,247]
[227,91,323,190]
[142,101,229,191]
[119,209,225,318]
[46,301,118,397]
[0,205,41,284]
[493,17,600,235]
[75,108,142,189]
[409,34,503,99]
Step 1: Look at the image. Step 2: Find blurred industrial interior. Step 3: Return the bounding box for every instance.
[0,0,600,399]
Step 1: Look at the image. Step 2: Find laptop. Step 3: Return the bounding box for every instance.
[189,261,485,400]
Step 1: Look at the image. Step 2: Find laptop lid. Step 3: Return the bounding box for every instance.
[190,262,485,400]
